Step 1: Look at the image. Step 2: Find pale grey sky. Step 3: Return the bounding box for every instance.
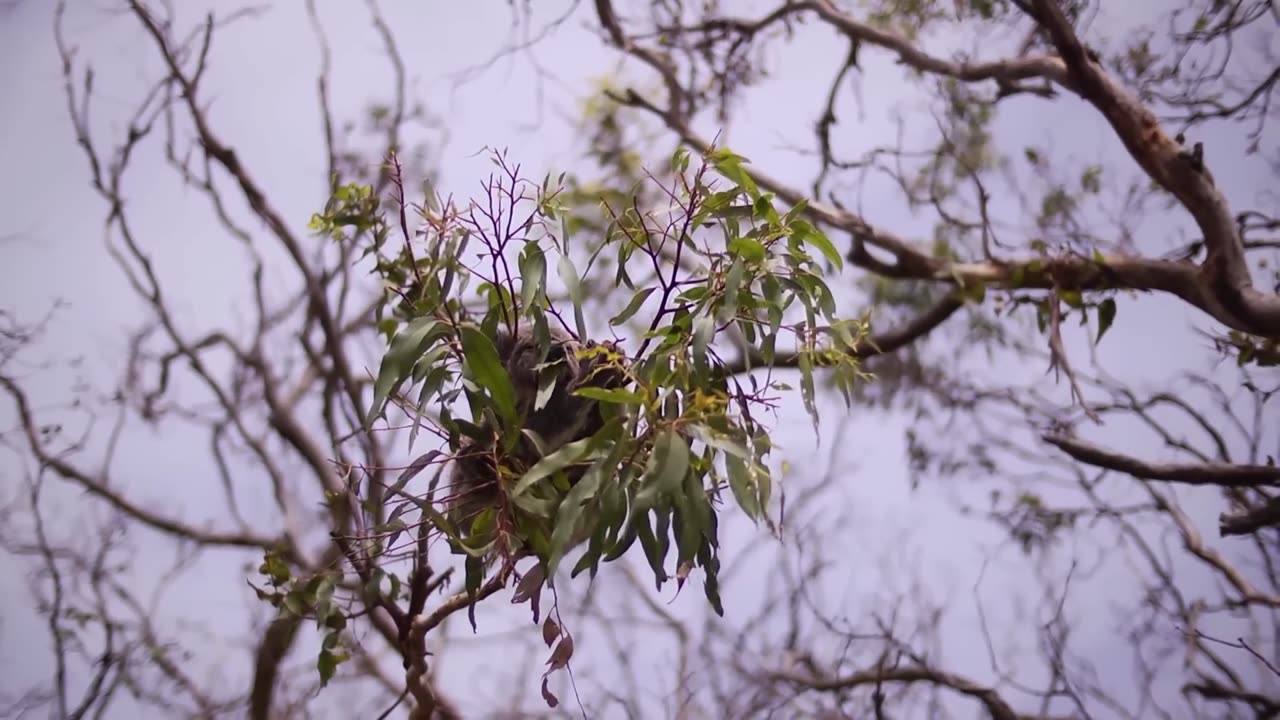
[0,1,1273,718]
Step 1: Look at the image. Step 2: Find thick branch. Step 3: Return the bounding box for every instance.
[594,0,1280,337]
[804,1,1069,88]
[605,73,1260,336]
[1219,496,1280,537]
[1030,0,1280,336]
[1042,434,1280,489]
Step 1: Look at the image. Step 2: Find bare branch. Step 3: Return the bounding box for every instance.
[1043,434,1280,489]
[0,375,294,558]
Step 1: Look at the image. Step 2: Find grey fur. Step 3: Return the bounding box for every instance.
[446,324,626,533]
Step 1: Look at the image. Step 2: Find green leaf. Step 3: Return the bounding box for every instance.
[519,244,547,311]
[603,507,642,562]
[317,649,347,688]
[611,287,655,326]
[725,453,761,520]
[697,542,724,616]
[572,387,645,405]
[718,257,745,325]
[684,470,714,537]
[692,315,715,376]
[792,220,844,271]
[755,462,772,518]
[409,357,451,451]
[365,318,449,427]
[459,326,519,432]
[1081,165,1102,194]
[798,351,820,436]
[646,428,690,499]
[636,509,670,589]
[710,148,760,199]
[1095,298,1117,345]
[511,436,596,498]
[727,237,767,262]
[464,556,483,631]
[545,460,607,578]
[535,366,560,414]
[687,425,751,460]
[557,254,587,339]
[672,506,699,572]
[259,551,292,586]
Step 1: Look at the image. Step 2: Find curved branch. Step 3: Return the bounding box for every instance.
[0,374,294,559]
[1042,434,1280,488]
[1030,0,1280,336]
[771,666,1038,720]
[125,1,384,464]
[594,0,1280,337]
[722,294,964,376]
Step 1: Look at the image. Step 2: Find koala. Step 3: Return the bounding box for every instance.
[446,324,628,534]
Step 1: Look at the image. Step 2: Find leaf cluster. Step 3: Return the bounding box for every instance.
[325,146,867,617]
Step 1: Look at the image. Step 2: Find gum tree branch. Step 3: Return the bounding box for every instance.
[1029,0,1280,335]
[1042,434,1280,488]
[592,0,1280,337]
[769,665,1059,720]
[0,374,296,559]
[126,1,383,462]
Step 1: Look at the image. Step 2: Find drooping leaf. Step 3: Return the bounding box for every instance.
[650,428,691,498]
[545,460,607,579]
[464,555,483,632]
[519,244,548,311]
[459,326,518,432]
[1096,298,1117,345]
[792,220,844,271]
[636,509,669,589]
[557,254,587,339]
[512,564,546,606]
[718,256,745,325]
[546,635,575,671]
[798,351,820,436]
[692,315,715,376]
[542,615,560,647]
[365,318,449,427]
[611,287,656,326]
[725,453,760,520]
[317,649,348,688]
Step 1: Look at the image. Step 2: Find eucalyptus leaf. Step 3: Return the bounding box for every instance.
[611,287,656,326]
[459,326,519,432]
[545,460,607,579]
[557,254,587,339]
[365,318,449,427]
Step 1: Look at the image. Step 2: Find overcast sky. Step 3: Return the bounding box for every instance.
[1,1,1273,717]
